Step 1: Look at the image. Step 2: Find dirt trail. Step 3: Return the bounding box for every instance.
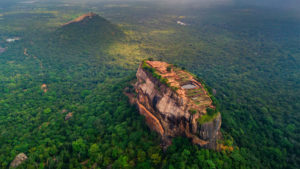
[24,48,43,69]
[24,48,47,92]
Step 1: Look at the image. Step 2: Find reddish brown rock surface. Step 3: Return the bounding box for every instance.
[65,112,73,121]
[129,61,222,150]
[63,12,97,26]
[41,84,48,93]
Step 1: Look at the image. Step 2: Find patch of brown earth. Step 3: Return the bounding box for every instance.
[65,112,73,121]
[63,12,97,26]
[124,90,136,105]
[24,48,28,56]
[218,144,234,152]
[80,159,89,165]
[41,84,48,93]
[38,122,50,130]
[61,109,68,114]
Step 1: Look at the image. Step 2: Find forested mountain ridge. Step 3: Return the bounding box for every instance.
[43,12,124,66]
[20,12,128,93]
[55,12,123,46]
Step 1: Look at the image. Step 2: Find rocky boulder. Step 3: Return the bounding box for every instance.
[65,112,73,121]
[10,153,28,168]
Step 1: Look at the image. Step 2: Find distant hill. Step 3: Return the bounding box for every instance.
[30,12,124,70]
[53,12,123,48]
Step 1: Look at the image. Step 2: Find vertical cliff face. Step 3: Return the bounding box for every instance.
[132,61,222,150]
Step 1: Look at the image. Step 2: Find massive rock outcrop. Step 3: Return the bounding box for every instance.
[129,61,222,150]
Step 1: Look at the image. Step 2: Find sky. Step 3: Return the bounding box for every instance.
[1,0,300,11]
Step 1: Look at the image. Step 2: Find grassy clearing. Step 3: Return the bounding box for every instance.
[198,111,220,125]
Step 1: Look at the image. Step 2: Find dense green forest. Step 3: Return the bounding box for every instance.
[0,0,299,168]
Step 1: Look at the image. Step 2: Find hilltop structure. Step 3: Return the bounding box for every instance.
[127,60,222,150]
